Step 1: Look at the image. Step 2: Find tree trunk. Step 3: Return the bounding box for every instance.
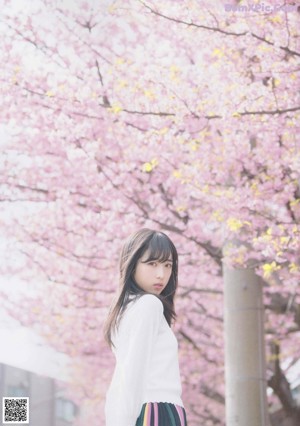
[269,341,300,426]
[223,263,270,426]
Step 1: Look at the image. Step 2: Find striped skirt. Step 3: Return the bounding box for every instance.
[135,402,187,426]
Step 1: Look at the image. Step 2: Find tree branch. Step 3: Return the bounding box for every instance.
[139,1,300,58]
[239,105,300,116]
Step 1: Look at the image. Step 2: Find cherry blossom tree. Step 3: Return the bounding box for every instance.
[1,0,300,424]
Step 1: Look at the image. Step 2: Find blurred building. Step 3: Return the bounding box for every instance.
[0,362,79,426]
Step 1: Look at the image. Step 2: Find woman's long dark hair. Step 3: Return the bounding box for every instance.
[103,228,178,348]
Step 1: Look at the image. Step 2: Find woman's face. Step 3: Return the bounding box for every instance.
[133,249,173,295]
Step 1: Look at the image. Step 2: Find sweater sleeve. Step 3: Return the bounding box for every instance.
[112,294,163,425]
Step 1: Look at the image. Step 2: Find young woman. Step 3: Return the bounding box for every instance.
[104,228,187,426]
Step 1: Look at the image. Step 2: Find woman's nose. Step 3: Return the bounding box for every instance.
[156,265,164,278]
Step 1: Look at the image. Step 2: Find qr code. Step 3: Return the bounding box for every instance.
[2,397,29,424]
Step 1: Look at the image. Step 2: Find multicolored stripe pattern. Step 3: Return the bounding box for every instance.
[135,402,187,426]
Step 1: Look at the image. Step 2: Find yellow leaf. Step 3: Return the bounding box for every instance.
[115,58,125,65]
[289,262,299,273]
[287,120,295,127]
[190,143,198,151]
[283,132,291,142]
[262,261,281,278]
[142,163,153,172]
[234,252,245,265]
[227,218,243,231]
[109,105,122,113]
[270,15,282,24]
[213,210,224,222]
[212,48,224,58]
[170,65,180,82]
[290,199,300,207]
[170,65,179,73]
[108,4,116,13]
[258,44,271,52]
[173,170,182,179]
[232,112,241,118]
[176,205,186,212]
[142,158,158,173]
[280,236,289,244]
[46,91,54,97]
[144,90,155,99]
[117,79,128,89]
[155,127,169,135]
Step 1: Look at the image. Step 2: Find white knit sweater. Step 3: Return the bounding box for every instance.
[105,294,184,426]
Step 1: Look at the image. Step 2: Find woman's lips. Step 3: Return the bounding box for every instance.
[153,284,164,289]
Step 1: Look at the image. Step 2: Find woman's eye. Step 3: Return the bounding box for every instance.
[166,263,172,268]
